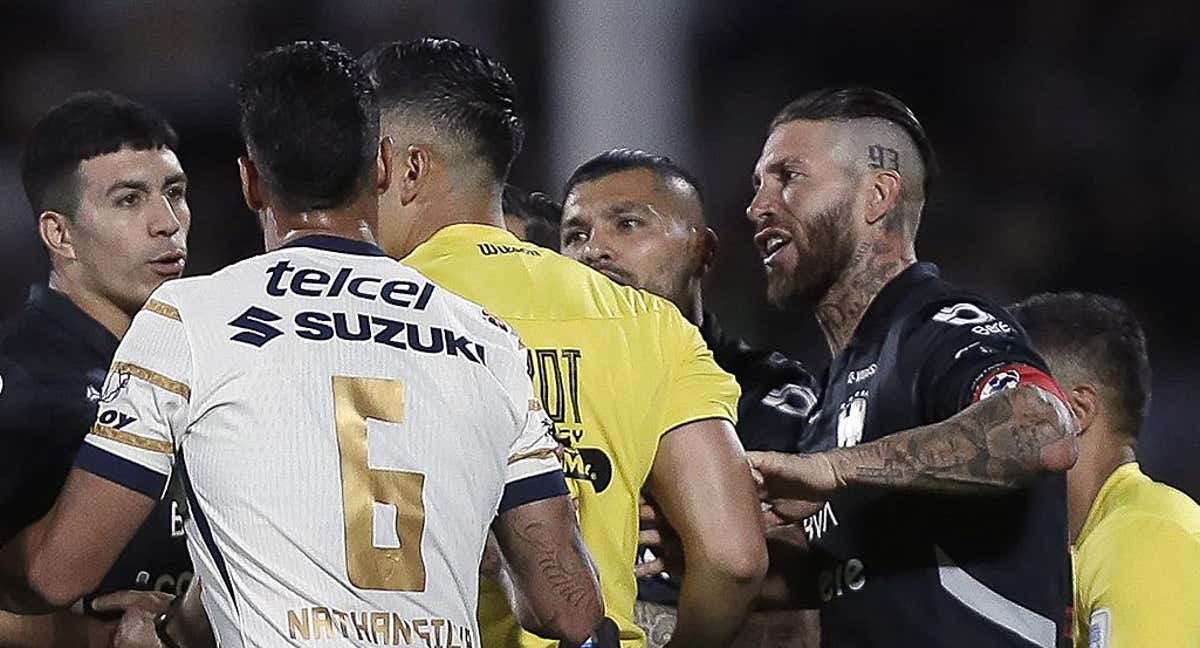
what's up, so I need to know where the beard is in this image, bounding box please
[766,198,857,311]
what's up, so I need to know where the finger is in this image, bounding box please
[635,557,667,579]
[769,499,826,522]
[92,589,174,614]
[639,501,661,528]
[639,528,662,548]
[110,607,160,648]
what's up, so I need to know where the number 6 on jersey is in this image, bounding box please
[333,375,426,591]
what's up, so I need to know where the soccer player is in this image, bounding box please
[502,184,561,250]
[1,41,602,648]
[559,148,822,648]
[1010,292,1200,647]
[0,91,192,646]
[362,38,767,648]
[745,87,1077,647]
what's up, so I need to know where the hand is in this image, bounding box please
[92,590,174,648]
[634,494,684,580]
[747,451,841,502]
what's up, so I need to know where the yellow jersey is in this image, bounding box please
[1072,462,1200,647]
[403,223,740,647]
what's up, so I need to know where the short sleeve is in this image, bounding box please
[487,325,567,514]
[1084,519,1200,647]
[911,299,1064,423]
[73,291,192,499]
[657,311,741,436]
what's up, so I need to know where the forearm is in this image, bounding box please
[668,558,760,648]
[827,385,1076,493]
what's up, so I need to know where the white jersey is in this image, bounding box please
[73,236,564,648]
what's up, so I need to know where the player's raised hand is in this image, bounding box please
[747,451,840,501]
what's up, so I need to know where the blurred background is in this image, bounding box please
[0,0,1196,495]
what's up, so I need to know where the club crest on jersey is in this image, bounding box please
[979,369,1021,400]
[837,390,869,448]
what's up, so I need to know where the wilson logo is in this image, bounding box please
[478,243,541,257]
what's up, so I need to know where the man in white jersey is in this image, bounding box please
[0,41,603,648]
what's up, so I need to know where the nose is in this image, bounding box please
[151,194,183,238]
[746,187,776,225]
[581,236,613,266]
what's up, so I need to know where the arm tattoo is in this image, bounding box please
[868,144,900,171]
[829,385,1076,492]
[514,518,592,608]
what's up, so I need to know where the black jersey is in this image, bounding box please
[0,285,192,613]
[637,311,821,605]
[700,312,820,452]
[803,263,1071,647]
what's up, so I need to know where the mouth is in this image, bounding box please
[589,263,633,287]
[753,227,792,266]
[149,250,187,277]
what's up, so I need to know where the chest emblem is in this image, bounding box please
[837,389,869,448]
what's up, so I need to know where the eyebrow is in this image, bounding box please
[105,172,188,197]
[105,180,151,197]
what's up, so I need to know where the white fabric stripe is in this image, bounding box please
[935,546,1057,648]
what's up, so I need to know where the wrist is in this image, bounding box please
[155,609,183,648]
[819,451,849,494]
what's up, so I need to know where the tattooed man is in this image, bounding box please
[746,87,1077,648]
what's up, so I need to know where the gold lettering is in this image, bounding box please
[287,609,310,640]
[312,607,335,639]
[430,618,445,648]
[332,609,350,638]
[414,618,431,647]
[371,612,391,644]
[352,611,373,642]
[393,614,412,645]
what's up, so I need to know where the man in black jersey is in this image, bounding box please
[503,183,562,251]
[561,148,821,647]
[0,92,193,646]
[746,87,1077,647]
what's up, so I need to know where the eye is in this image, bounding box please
[780,168,802,183]
[617,217,640,230]
[563,230,588,246]
[116,192,142,208]
[166,184,187,201]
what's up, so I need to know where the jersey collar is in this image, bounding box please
[848,261,941,350]
[27,283,119,360]
[1077,461,1141,545]
[426,222,519,246]
[282,234,388,257]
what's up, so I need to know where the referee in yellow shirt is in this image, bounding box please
[1012,292,1200,647]
[360,38,767,648]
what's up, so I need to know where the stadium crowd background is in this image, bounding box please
[0,0,1196,499]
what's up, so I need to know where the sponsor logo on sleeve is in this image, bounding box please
[932,302,1013,336]
[978,369,1022,400]
[762,383,818,418]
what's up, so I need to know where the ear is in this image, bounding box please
[375,137,394,196]
[1067,383,1100,436]
[238,156,265,212]
[864,169,902,226]
[696,227,719,278]
[398,145,431,206]
[38,211,77,262]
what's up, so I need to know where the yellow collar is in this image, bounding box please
[1078,461,1141,544]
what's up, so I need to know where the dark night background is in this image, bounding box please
[1,1,1196,496]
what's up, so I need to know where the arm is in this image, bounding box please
[492,494,603,646]
[646,418,767,648]
[6,470,156,608]
[751,383,1077,501]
